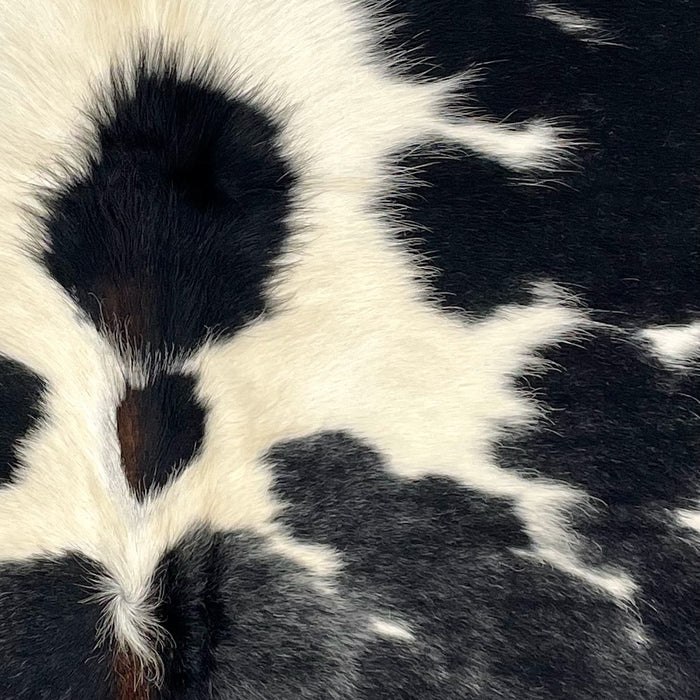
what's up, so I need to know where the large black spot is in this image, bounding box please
[42,54,294,357]
[117,373,205,499]
[0,356,45,486]
[268,432,675,698]
[377,1,699,323]
[0,554,114,699]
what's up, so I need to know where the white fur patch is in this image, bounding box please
[677,507,700,535]
[639,322,700,371]
[437,118,582,172]
[368,616,415,642]
[529,2,622,46]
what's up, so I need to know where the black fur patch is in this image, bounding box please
[117,373,205,499]
[495,328,700,689]
[152,528,360,699]
[0,555,113,699]
[500,331,700,505]
[42,55,294,357]
[379,0,699,324]
[268,432,673,698]
[0,357,45,486]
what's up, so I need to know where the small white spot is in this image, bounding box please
[369,616,415,642]
[626,621,650,648]
[677,507,700,534]
[262,527,343,584]
[530,2,621,46]
[639,322,700,370]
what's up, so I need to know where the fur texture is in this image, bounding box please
[0,0,697,697]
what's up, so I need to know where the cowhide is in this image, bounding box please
[0,1,697,698]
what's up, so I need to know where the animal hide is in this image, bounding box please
[0,1,697,698]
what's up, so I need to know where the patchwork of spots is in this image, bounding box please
[0,1,696,698]
[378,0,698,324]
[269,431,668,698]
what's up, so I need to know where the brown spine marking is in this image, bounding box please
[97,275,157,356]
[117,384,145,495]
[109,278,160,696]
[113,647,151,700]
[113,387,154,698]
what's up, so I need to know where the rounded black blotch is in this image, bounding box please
[42,55,295,356]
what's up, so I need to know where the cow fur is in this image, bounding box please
[0,1,697,698]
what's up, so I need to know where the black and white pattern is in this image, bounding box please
[0,1,697,698]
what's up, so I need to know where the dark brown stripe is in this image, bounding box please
[117,384,144,494]
[116,375,205,499]
[113,647,151,700]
